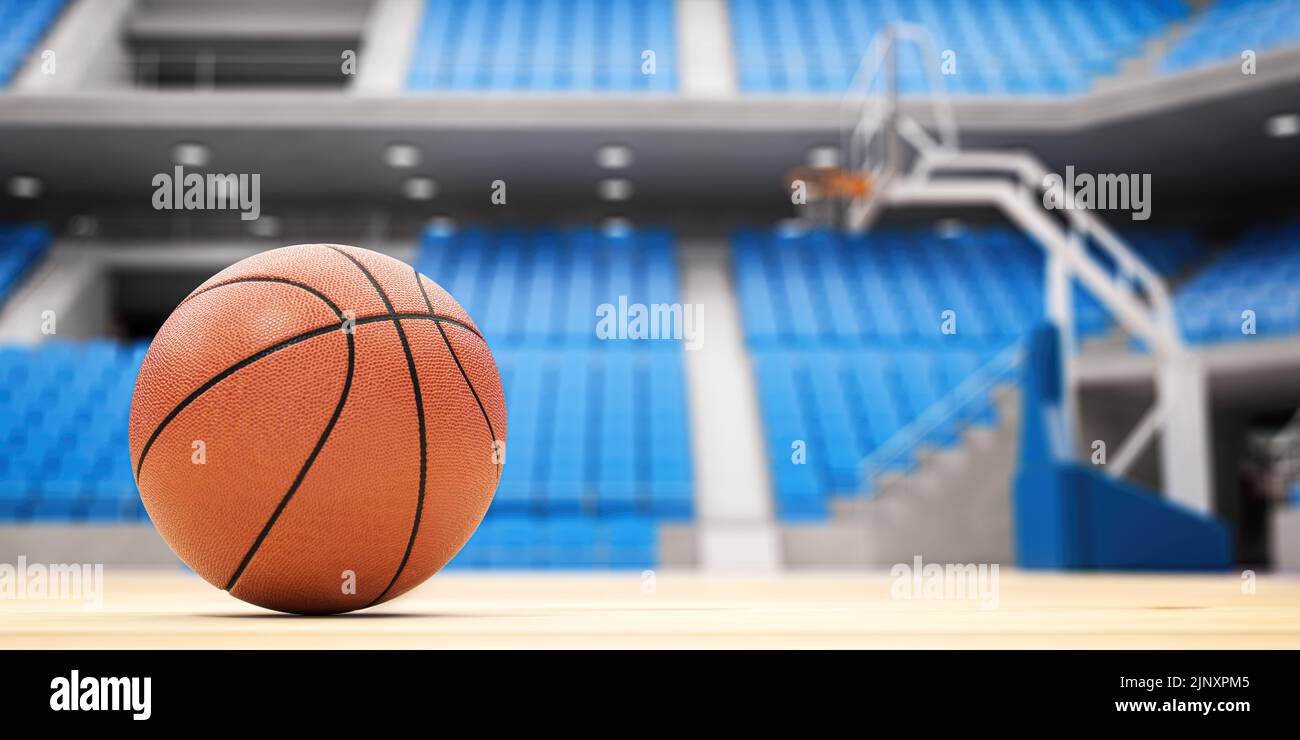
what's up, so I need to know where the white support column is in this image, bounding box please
[1044,236,1079,454]
[675,0,737,97]
[1158,357,1215,514]
[678,238,781,572]
[353,0,425,94]
[12,0,135,93]
[0,245,105,342]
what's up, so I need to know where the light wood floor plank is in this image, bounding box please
[3,570,1298,649]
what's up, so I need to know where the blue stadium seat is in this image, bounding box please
[1175,221,1300,343]
[407,0,677,93]
[603,516,656,568]
[447,513,658,570]
[0,331,147,524]
[729,0,1190,96]
[544,517,598,568]
[484,517,543,568]
[1160,0,1300,73]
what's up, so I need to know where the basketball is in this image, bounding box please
[127,244,506,614]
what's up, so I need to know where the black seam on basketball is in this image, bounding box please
[134,313,482,479]
[180,277,345,317]
[321,247,428,607]
[324,246,397,314]
[136,277,342,479]
[390,313,481,337]
[224,328,356,592]
[134,323,340,479]
[416,269,502,482]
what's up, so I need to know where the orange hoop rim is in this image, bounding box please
[784,166,874,200]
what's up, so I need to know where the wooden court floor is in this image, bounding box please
[3,569,1299,648]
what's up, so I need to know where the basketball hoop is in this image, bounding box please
[840,23,960,233]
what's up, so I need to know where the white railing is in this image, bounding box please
[858,341,1026,495]
[907,149,1182,354]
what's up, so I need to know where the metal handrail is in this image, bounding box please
[910,149,1179,335]
[859,341,1026,494]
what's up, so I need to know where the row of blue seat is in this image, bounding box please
[0,501,657,571]
[1176,221,1300,343]
[417,227,681,346]
[735,227,1203,349]
[448,515,656,569]
[729,0,1189,95]
[0,224,50,303]
[1160,0,1300,73]
[736,228,1043,346]
[407,0,676,92]
[0,225,67,514]
[494,347,693,519]
[0,341,144,515]
[403,0,1233,96]
[0,488,147,522]
[0,346,696,494]
[0,0,65,87]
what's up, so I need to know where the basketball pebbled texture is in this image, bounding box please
[128,244,506,614]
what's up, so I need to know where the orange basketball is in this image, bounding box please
[128,244,506,614]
